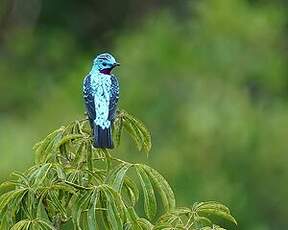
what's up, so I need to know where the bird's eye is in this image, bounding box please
[103,62,107,66]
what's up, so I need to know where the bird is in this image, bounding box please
[83,53,120,148]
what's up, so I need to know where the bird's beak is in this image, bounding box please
[114,62,120,67]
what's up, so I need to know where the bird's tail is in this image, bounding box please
[93,125,113,149]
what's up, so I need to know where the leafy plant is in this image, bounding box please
[0,109,237,229]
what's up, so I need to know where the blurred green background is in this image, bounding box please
[0,0,287,229]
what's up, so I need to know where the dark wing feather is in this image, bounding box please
[108,75,119,122]
[83,75,96,126]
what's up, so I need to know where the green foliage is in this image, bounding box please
[1,0,286,228]
[0,110,236,230]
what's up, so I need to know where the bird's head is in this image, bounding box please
[91,53,120,75]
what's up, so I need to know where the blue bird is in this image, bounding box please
[83,53,120,148]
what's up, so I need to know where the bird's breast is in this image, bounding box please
[90,74,112,95]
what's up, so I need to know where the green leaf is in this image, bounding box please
[87,188,99,230]
[51,182,77,194]
[169,207,191,216]
[0,181,17,191]
[87,143,93,183]
[201,225,227,230]
[128,116,151,154]
[10,219,31,230]
[11,171,30,187]
[142,165,176,212]
[34,127,64,164]
[119,110,151,154]
[53,164,66,181]
[120,110,152,154]
[48,191,67,218]
[99,191,111,230]
[195,201,230,214]
[71,121,82,134]
[138,218,154,229]
[0,212,12,230]
[37,219,57,230]
[0,188,28,213]
[195,201,237,226]
[194,216,213,228]
[153,223,173,230]
[123,177,139,206]
[33,163,52,187]
[73,142,85,165]
[84,169,105,184]
[72,190,92,230]
[36,194,49,220]
[106,163,132,192]
[113,115,124,147]
[126,207,143,230]
[56,134,84,148]
[100,185,124,230]
[156,207,191,226]
[123,120,143,151]
[135,165,157,220]
[197,209,237,226]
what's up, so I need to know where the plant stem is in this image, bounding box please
[64,180,91,190]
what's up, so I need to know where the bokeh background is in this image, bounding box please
[0,0,287,229]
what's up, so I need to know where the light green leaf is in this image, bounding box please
[152,224,173,230]
[0,181,17,191]
[195,201,237,226]
[0,188,28,213]
[127,116,151,154]
[87,143,93,182]
[106,163,132,192]
[36,194,49,220]
[197,208,237,226]
[126,207,143,230]
[113,115,123,147]
[87,188,99,230]
[51,182,76,194]
[73,142,85,165]
[33,163,52,187]
[34,127,64,164]
[194,216,213,228]
[142,165,175,212]
[138,218,154,229]
[72,190,92,230]
[53,164,66,181]
[10,219,31,230]
[56,134,84,148]
[123,177,139,206]
[123,120,143,151]
[37,219,57,230]
[195,201,231,214]
[120,110,152,154]
[48,191,67,218]
[100,185,124,230]
[135,166,157,220]
[11,171,30,187]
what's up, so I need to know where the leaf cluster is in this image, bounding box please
[0,110,237,229]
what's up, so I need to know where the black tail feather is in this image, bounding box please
[93,125,113,149]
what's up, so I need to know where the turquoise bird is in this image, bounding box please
[83,53,120,148]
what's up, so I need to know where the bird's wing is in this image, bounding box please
[108,75,119,121]
[83,75,96,123]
